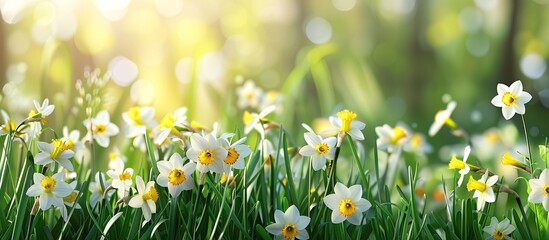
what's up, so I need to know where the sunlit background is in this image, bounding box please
[1,0,548,159]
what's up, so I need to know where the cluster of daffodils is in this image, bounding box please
[236,79,283,112]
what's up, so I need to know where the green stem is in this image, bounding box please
[521,115,533,179]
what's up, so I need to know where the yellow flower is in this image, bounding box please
[329,109,365,140]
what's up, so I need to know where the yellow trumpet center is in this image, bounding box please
[1,119,16,132]
[281,224,298,239]
[338,199,356,217]
[224,148,240,165]
[543,184,549,197]
[198,150,215,165]
[41,176,56,193]
[95,124,107,134]
[128,107,143,125]
[63,191,78,203]
[390,127,407,145]
[315,143,330,155]
[493,228,504,240]
[50,139,69,160]
[168,169,186,186]
[502,92,516,106]
[337,110,357,132]
[466,176,487,192]
[142,186,159,202]
[119,171,132,181]
[448,154,465,170]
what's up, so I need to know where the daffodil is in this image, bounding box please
[329,109,365,140]
[483,217,515,240]
[154,107,188,145]
[501,151,530,173]
[122,106,156,138]
[236,80,264,110]
[428,101,457,136]
[106,162,134,199]
[32,98,55,118]
[156,153,196,198]
[491,80,532,120]
[299,132,336,171]
[376,124,410,153]
[0,118,16,135]
[59,181,81,221]
[243,105,276,136]
[83,110,119,148]
[186,133,227,174]
[61,126,84,153]
[26,172,72,211]
[108,147,127,170]
[466,171,498,211]
[89,172,112,208]
[35,139,75,171]
[265,205,310,240]
[323,182,371,225]
[128,176,158,222]
[528,169,549,211]
[259,90,283,113]
[448,146,471,186]
[219,136,252,173]
[403,132,432,155]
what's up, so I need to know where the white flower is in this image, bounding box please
[89,172,112,208]
[154,107,188,145]
[26,172,72,211]
[59,181,81,221]
[299,132,336,171]
[428,101,457,136]
[122,107,156,138]
[34,139,75,171]
[33,98,55,117]
[236,80,263,110]
[0,111,15,135]
[448,146,471,187]
[106,162,134,199]
[528,169,549,211]
[483,217,515,240]
[186,133,227,174]
[156,153,196,198]
[491,80,532,120]
[128,176,158,222]
[259,90,283,113]
[466,171,498,211]
[329,109,365,140]
[265,205,310,240]
[83,110,119,148]
[323,182,371,225]
[219,136,252,173]
[375,124,410,153]
[61,126,84,153]
[403,133,432,155]
[244,105,276,136]
[108,147,127,170]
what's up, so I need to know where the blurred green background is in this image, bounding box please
[1,0,548,158]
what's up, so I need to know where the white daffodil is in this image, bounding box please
[156,153,196,198]
[466,171,498,211]
[108,147,127,170]
[491,80,532,120]
[428,101,457,136]
[483,217,515,240]
[0,112,15,136]
[299,132,336,171]
[219,136,252,173]
[128,176,158,222]
[186,133,227,174]
[329,109,365,141]
[61,126,84,153]
[448,146,471,187]
[122,107,157,138]
[83,110,119,148]
[265,205,310,240]
[323,182,371,225]
[89,172,113,208]
[26,172,72,211]
[34,139,75,171]
[236,80,264,110]
[154,107,188,145]
[403,133,432,155]
[376,124,410,153]
[106,161,134,199]
[259,90,283,113]
[243,105,276,136]
[59,181,81,221]
[528,169,549,211]
[33,98,55,118]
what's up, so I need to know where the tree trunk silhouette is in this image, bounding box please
[501,0,521,84]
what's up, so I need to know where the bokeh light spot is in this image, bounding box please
[109,56,139,87]
[520,53,546,80]
[305,17,332,44]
